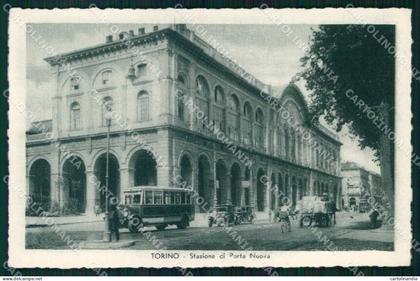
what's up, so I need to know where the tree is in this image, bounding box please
[297,25,395,217]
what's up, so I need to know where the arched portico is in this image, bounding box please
[29,158,51,210]
[62,156,87,214]
[198,154,212,211]
[216,159,228,205]
[230,163,241,207]
[94,153,120,211]
[179,154,193,187]
[128,149,157,187]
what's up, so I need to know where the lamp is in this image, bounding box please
[103,110,112,242]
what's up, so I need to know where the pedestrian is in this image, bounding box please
[279,203,291,232]
[109,204,120,242]
[329,200,337,225]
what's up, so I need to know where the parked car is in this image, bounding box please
[298,196,331,227]
[208,204,235,227]
[234,206,255,225]
[121,186,195,232]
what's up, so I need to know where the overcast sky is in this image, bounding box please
[26,23,380,173]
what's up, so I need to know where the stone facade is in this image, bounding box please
[26,24,342,216]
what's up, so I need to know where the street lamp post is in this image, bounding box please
[103,112,112,242]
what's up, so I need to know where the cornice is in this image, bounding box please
[45,29,170,66]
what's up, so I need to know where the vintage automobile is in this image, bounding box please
[234,206,255,225]
[298,195,332,227]
[208,204,235,227]
[121,186,195,233]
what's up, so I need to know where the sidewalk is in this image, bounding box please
[26,214,103,228]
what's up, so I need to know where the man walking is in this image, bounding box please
[109,204,120,242]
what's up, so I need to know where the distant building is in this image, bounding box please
[341,161,381,210]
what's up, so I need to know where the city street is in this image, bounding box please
[26,212,393,251]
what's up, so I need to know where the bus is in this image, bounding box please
[121,186,195,232]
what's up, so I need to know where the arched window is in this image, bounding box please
[101,70,112,86]
[196,75,210,98]
[177,74,186,85]
[254,108,264,148]
[177,90,185,121]
[243,102,253,145]
[277,127,282,156]
[213,86,225,132]
[102,96,113,126]
[137,91,149,121]
[243,102,252,119]
[214,86,225,105]
[255,108,264,124]
[227,94,240,141]
[195,76,210,132]
[70,102,81,130]
[177,74,188,123]
[285,129,290,159]
[229,94,240,112]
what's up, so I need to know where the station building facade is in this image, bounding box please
[26,24,342,216]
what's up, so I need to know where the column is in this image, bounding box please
[250,168,256,209]
[226,172,232,205]
[172,165,180,187]
[85,170,97,215]
[240,175,245,206]
[49,173,60,211]
[266,167,272,213]
[119,167,130,201]
[309,172,314,195]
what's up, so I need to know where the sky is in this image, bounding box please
[26,23,380,173]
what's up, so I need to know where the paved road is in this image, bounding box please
[26,212,393,250]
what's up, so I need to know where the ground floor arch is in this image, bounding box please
[291,176,297,205]
[180,154,193,187]
[29,159,51,210]
[62,156,86,214]
[198,155,212,211]
[129,149,157,186]
[243,167,251,206]
[230,163,241,207]
[94,153,120,211]
[216,160,228,205]
[298,178,304,201]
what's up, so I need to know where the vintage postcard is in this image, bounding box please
[7,8,412,268]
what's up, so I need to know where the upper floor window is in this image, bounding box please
[101,70,112,86]
[242,102,253,145]
[255,108,264,124]
[137,64,147,77]
[137,90,149,121]
[70,102,81,130]
[177,74,186,85]
[195,76,210,132]
[70,76,80,91]
[102,96,113,126]
[229,94,240,112]
[196,76,210,97]
[177,90,185,121]
[243,102,253,120]
[214,86,225,105]
[254,108,265,147]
